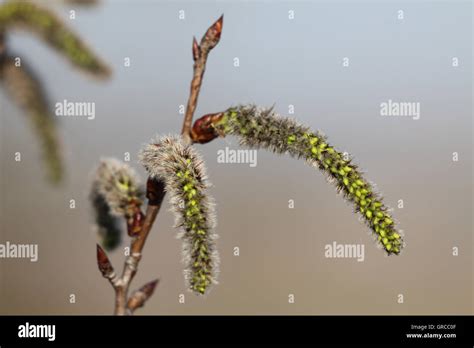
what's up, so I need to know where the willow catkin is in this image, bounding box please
[0,55,63,183]
[213,105,403,254]
[0,1,110,77]
[90,188,122,251]
[90,158,144,249]
[139,135,219,295]
[91,158,143,217]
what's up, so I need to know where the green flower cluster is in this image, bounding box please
[139,135,219,294]
[215,105,403,254]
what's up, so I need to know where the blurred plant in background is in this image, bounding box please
[0,0,110,183]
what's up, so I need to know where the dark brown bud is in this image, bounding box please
[191,112,224,144]
[127,207,145,236]
[146,177,166,206]
[96,244,114,277]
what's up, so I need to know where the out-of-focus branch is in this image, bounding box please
[0,31,5,58]
[0,1,110,78]
[1,1,112,184]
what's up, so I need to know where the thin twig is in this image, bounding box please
[181,15,223,143]
[97,15,223,315]
[117,179,165,315]
[96,179,165,315]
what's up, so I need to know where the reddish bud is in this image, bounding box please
[96,244,114,277]
[191,112,224,144]
[141,278,159,297]
[202,15,223,50]
[127,279,160,311]
[127,208,145,236]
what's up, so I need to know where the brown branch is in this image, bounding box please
[111,178,165,315]
[96,15,223,315]
[181,15,223,143]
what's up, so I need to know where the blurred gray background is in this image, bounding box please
[0,0,472,314]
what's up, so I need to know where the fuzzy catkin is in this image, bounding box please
[139,136,219,294]
[90,158,143,249]
[91,158,143,217]
[139,135,219,295]
[90,188,122,251]
[214,105,403,254]
[0,55,62,183]
[0,1,110,77]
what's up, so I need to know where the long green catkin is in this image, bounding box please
[0,55,62,183]
[214,105,403,255]
[139,135,219,295]
[0,1,110,77]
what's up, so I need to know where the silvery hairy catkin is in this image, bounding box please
[90,158,144,249]
[91,158,143,217]
[213,105,403,254]
[139,135,219,295]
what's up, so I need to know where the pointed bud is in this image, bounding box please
[202,14,223,50]
[192,36,200,61]
[191,112,224,144]
[127,279,159,312]
[141,279,159,297]
[96,244,114,277]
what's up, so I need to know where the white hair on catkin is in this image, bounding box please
[89,158,143,250]
[139,135,219,295]
[91,158,143,216]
